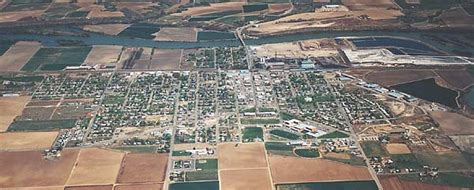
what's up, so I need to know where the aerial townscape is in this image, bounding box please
[0,0,474,190]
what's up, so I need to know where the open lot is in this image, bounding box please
[0,149,79,188]
[430,111,474,135]
[218,142,268,170]
[0,41,41,71]
[268,155,372,183]
[0,131,58,151]
[220,169,273,190]
[386,143,412,154]
[116,153,168,183]
[149,49,182,70]
[82,24,130,36]
[67,148,124,185]
[84,45,122,66]
[435,69,474,90]
[153,27,198,42]
[0,96,31,132]
[365,69,437,87]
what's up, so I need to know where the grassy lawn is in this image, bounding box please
[0,75,44,82]
[241,118,280,125]
[415,152,472,170]
[195,159,218,170]
[361,141,389,157]
[318,131,350,139]
[323,154,367,166]
[111,146,158,153]
[185,170,218,181]
[390,153,423,169]
[280,112,296,120]
[172,150,192,156]
[21,47,92,71]
[269,129,300,140]
[294,149,320,158]
[265,142,295,156]
[242,127,263,141]
[8,119,76,131]
[400,172,474,188]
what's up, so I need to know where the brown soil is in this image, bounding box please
[67,148,124,185]
[0,96,31,132]
[153,27,198,42]
[430,111,474,135]
[379,175,462,190]
[116,153,168,183]
[114,183,163,190]
[65,185,114,190]
[149,49,182,70]
[220,169,273,190]
[268,155,373,183]
[386,143,411,154]
[0,131,58,151]
[435,69,474,90]
[82,24,130,36]
[0,41,41,71]
[218,142,268,170]
[0,149,79,188]
[365,70,437,87]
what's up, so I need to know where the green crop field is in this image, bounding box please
[295,149,320,158]
[8,119,76,131]
[65,11,90,18]
[0,40,15,56]
[414,152,472,170]
[21,47,92,71]
[2,3,50,12]
[276,180,378,190]
[361,141,389,157]
[270,129,300,140]
[242,127,263,141]
[0,75,44,82]
[169,181,219,190]
[185,170,218,181]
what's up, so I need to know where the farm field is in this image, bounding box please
[153,27,198,42]
[276,180,378,190]
[0,149,79,188]
[380,175,463,190]
[83,45,122,66]
[0,10,44,23]
[115,183,163,190]
[118,23,161,39]
[149,49,182,70]
[218,142,268,170]
[435,69,474,90]
[21,47,92,71]
[8,119,77,131]
[220,169,273,190]
[82,24,131,35]
[67,148,124,185]
[361,141,389,157]
[0,96,31,132]
[0,131,58,151]
[169,181,219,190]
[386,143,412,154]
[0,41,41,71]
[430,111,474,135]
[116,153,168,183]
[173,2,245,17]
[414,152,472,170]
[268,155,373,183]
[65,185,113,190]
